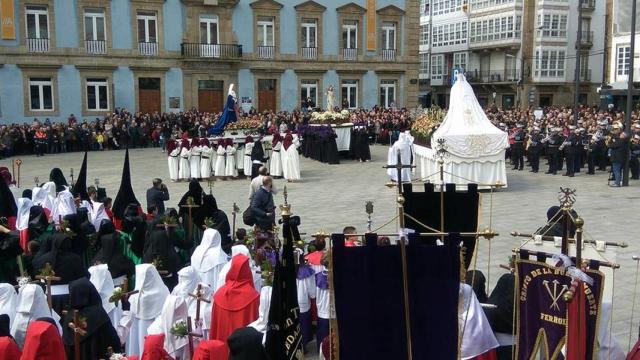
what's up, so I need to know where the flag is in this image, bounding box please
[71,152,89,201]
[112,148,140,220]
[265,216,303,360]
[566,280,587,360]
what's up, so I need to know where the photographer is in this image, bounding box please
[146,178,170,215]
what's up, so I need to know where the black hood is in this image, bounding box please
[112,148,140,219]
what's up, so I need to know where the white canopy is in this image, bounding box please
[432,74,508,159]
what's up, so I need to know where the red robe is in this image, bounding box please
[0,336,21,359]
[20,320,66,360]
[209,254,260,343]
[193,340,229,360]
[141,334,173,360]
[628,340,640,360]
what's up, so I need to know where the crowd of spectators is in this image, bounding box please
[0,106,413,158]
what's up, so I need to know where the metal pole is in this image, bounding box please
[623,0,637,186]
[573,1,584,126]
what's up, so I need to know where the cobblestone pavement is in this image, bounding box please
[6,144,640,352]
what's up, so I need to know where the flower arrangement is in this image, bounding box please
[226,119,262,131]
[410,106,445,146]
[109,286,124,306]
[204,217,216,228]
[38,262,56,278]
[260,259,274,286]
[170,320,189,338]
[309,110,351,125]
[160,214,178,226]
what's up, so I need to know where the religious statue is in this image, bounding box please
[326,85,335,112]
[211,83,239,135]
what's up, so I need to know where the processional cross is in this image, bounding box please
[382,149,416,360]
[189,284,211,329]
[67,310,87,360]
[35,263,61,311]
[186,316,203,356]
[180,197,200,243]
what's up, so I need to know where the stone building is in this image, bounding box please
[0,0,419,123]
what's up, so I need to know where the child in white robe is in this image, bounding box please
[225,139,238,178]
[88,264,123,336]
[214,141,226,178]
[189,138,202,180]
[147,295,190,359]
[178,139,191,181]
[282,133,301,181]
[167,139,181,182]
[191,229,229,292]
[200,139,213,179]
[269,133,283,177]
[10,284,62,347]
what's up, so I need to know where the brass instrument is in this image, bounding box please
[559,139,569,151]
[605,134,613,147]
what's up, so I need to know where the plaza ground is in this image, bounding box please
[6,144,640,351]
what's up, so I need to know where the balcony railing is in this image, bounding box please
[27,37,49,53]
[381,48,396,61]
[580,0,595,10]
[181,43,243,59]
[466,69,520,83]
[138,41,158,56]
[85,40,107,54]
[301,47,317,60]
[257,45,275,59]
[579,31,594,45]
[343,47,357,61]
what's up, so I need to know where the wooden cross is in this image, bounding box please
[117,279,139,304]
[186,316,203,356]
[68,309,87,360]
[180,203,200,244]
[35,268,61,311]
[188,284,211,329]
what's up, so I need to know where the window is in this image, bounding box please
[137,11,157,43]
[534,49,566,78]
[301,19,317,48]
[200,15,219,45]
[537,14,567,38]
[86,78,109,111]
[84,9,105,41]
[380,80,396,108]
[25,6,48,39]
[300,80,318,107]
[381,22,396,50]
[617,46,631,77]
[420,53,430,75]
[431,54,444,79]
[432,22,467,47]
[453,52,467,70]
[420,25,429,46]
[432,0,465,15]
[420,0,430,15]
[257,17,274,46]
[470,15,520,44]
[29,77,53,111]
[341,80,358,109]
[342,20,357,49]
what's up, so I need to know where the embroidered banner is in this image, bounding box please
[366,0,376,51]
[1,0,16,40]
[515,259,604,360]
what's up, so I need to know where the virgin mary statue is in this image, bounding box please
[211,84,238,135]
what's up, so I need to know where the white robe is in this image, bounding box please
[123,264,170,357]
[51,189,76,224]
[11,284,62,348]
[248,286,272,344]
[225,145,238,177]
[235,144,244,171]
[596,301,626,360]
[191,229,229,292]
[179,147,191,180]
[16,198,32,231]
[89,265,123,335]
[190,145,202,179]
[200,146,213,179]
[297,273,316,313]
[387,133,413,183]
[0,283,17,328]
[88,201,110,232]
[168,146,181,181]
[270,142,283,176]
[243,142,255,177]
[214,146,226,176]
[282,140,301,181]
[459,283,499,360]
[147,295,190,359]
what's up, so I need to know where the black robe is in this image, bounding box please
[142,225,182,290]
[62,278,121,360]
[194,194,232,253]
[177,179,204,221]
[32,233,88,315]
[93,220,135,279]
[122,204,147,258]
[49,168,69,193]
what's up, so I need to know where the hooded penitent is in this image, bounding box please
[20,320,66,360]
[71,152,89,201]
[49,168,68,193]
[93,219,135,280]
[0,173,17,229]
[112,148,140,222]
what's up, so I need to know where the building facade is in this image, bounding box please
[0,0,419,124]
[418,0,606,108]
